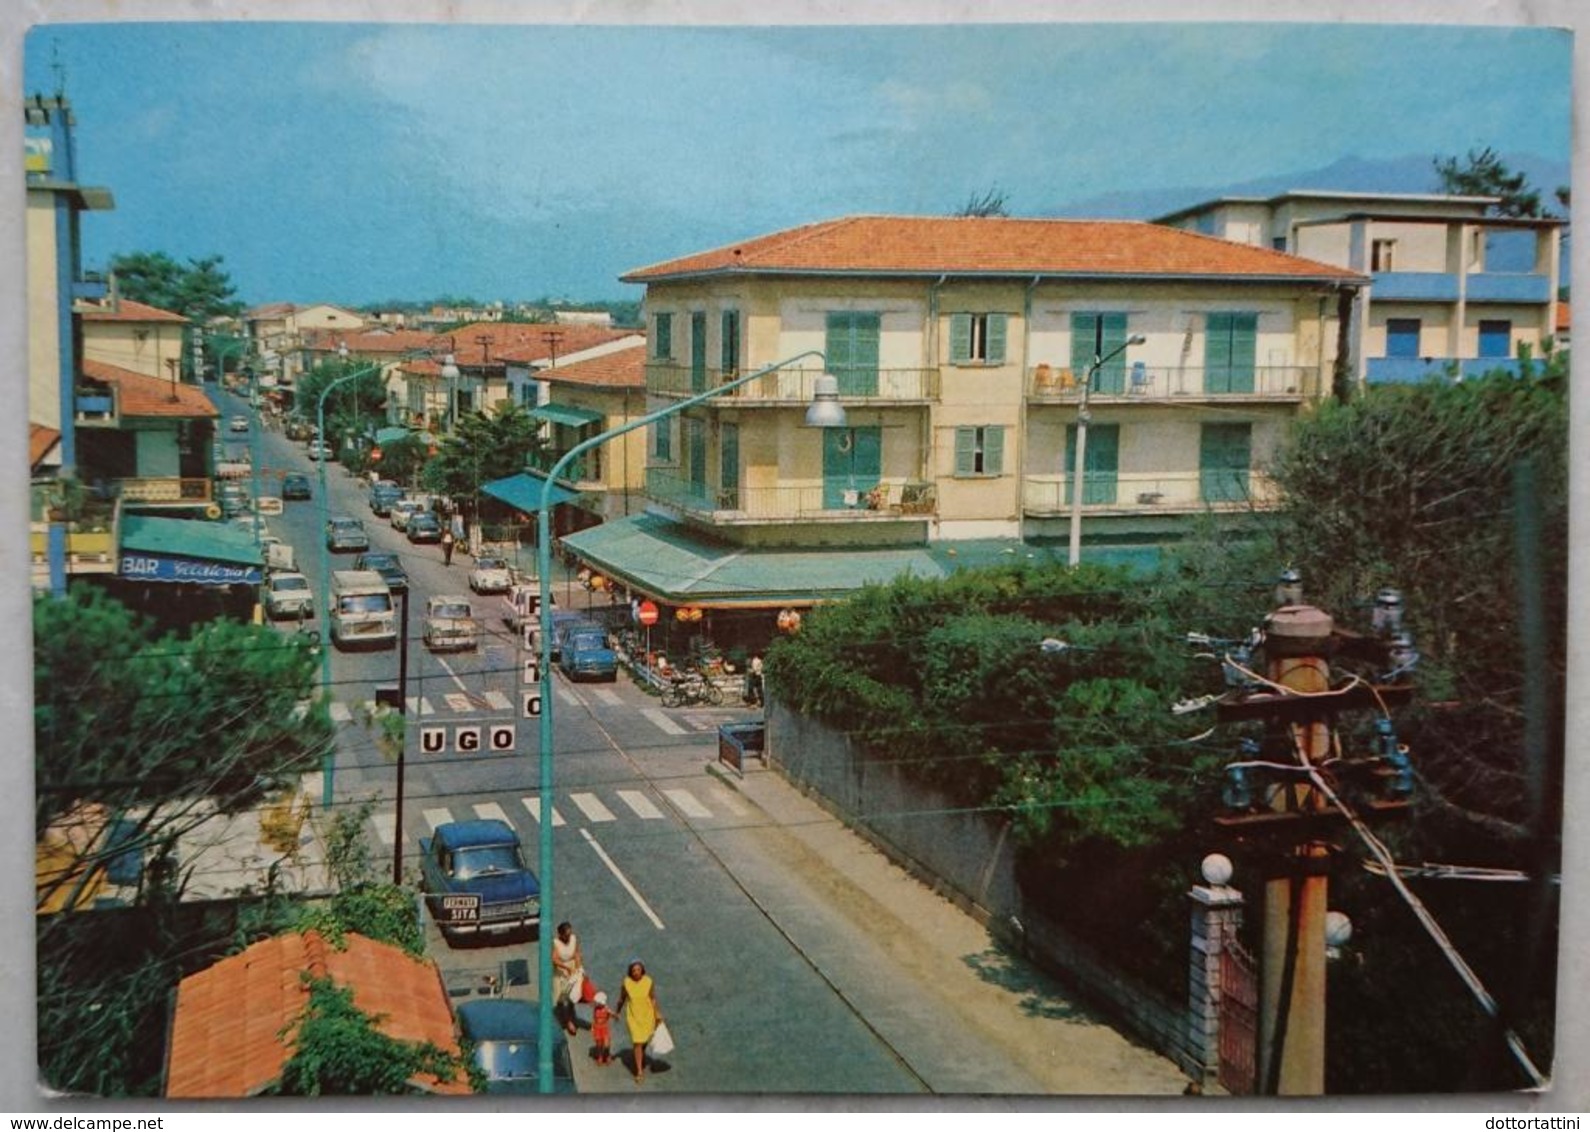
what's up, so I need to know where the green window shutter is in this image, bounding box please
[1070,313,1126,391]
[652,419,672,462]
[720,311,739,374]
[983,426,1005,475]
[954,426,975,475]
[1205,313,1233,392]
[1230,313,1257,393]
[1200,423,1252,502]
[949,314,972,363]
[1064,424,1120,504]
[826,312,880,396]
[987,314,1008,364]
[1070,313,1098,375]
[654,313,672,359]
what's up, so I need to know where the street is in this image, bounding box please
[231,390,1187,1096]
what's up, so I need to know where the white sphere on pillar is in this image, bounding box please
[1201,853,1234,887]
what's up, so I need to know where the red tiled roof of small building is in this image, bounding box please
[1556,304,1570,334]
[30,423,61,469]
[622,214,1365,284]
[405,324,635,374]
[77,297,187,323]
[540,342,648,389]
[81,359,219,418]
[165,930,469,1098]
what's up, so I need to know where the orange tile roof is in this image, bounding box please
[301,328,453,357]
[622,214,1366,284]
[1556,304,1570,334]
[82,358,219,419]
[166,930,470,1098]
[540,343,648,390]
[30,423,61,469]
[77,297,187,323]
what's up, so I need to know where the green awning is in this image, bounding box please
[531,403,604,428]
[482,471,583,512]
[118,514,264,584]
[374,427,411,446]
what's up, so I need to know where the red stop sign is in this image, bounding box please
[637,601,659,626]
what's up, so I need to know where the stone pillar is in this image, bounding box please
[1188,860,1245,1085]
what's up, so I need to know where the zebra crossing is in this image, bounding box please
[327,691,728,735]
[372,782,748,846]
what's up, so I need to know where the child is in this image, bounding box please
[590,991,613,1066]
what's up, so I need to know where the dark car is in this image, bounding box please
[556,620,617,682]
[407,512,443,544]
[281,472,312,501]
[369,482,404,517]
[325,516,369,553]
[454,999,575,1094]
[353,551,408,594]
[419,820,540,944]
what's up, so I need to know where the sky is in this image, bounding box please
[16,13,1577,309]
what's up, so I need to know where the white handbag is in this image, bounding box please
[650,1020,675,1056]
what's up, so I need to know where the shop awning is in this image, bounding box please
[481,470,583,513]
[374,426,411,446]
[530,403,604,428]
[118,514,264,585]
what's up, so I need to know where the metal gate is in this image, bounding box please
[1218,937,1259,1095]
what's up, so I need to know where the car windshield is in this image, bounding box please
[569,632,605,651]
[338,594,391,614]
[363,555,397,569]
[412,515,438,527]
[454,844,524,878]
[432,602,472,619]
[274,577,309,592]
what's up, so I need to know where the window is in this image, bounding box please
[455,389,474,415]
[825,312,881,396]
[953,426,1005,476]
[949,313,1008,365]
[1372,239,1397,272]
[1070,312,1131,394]
[651,419,673,463]
[1385,318,1421,359]
[690,311,708,392]
[1204,312,1258,394]
[1271,236,1288,252]
[721,310,740,375]
[1478,319,1512,359]
[653,312,673,359]
[1064,424,1119,505]
[1200,423,1252,503]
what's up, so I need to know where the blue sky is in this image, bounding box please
[21,19,1574,307]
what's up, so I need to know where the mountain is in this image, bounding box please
[1054,152,1572,220]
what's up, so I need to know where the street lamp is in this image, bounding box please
[1067,333,1146,567]
[530,349,846,1090]
[439,353,460,433]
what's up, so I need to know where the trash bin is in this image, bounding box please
[717,721,766,775]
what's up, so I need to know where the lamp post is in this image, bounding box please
[439,353,460,434]
[1067,333,1146,567]
[530,350,846,1090]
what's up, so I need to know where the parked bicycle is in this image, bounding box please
[660,667,724,708]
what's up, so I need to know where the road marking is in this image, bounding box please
[555,686,581,706]
[423,807,454,832]
[590,687,623,706]
[444,692,473,713]
[483,689,512,711]
[435,653,471,693]
[473,801,512,825]
[373,811,396,846]
[329,702,353,723]
[581,828,665,931]
[568,793,616,823]
[642,709,686,735]
[709,786,747,816]
[406,697,437,716]
[617,790,664,820]
[521,796,566,827]
[662,789,712,819]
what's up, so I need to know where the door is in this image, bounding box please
[686,418,708,505]
[720,422,740,509]
[822,426,882,509]
[1200,423,1252,503]
[1064,424,1120,505]
[826,312,880,397]
[690,311,708,392]
[1385,318,1421,359]
[1205,313,1258,394]
[1070,313,1129,394]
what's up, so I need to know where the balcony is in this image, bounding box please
[116,478,214,506]
[1027,365,1313,403]
[1369,271,1552,305]
[74,387,118,426]
[72,274,110,302]
[1371,272,1461,302]
[647,363,939,404]
[1366,356,1525,384]
[1022,471,1282,516]
[1466,273,1552,304]
[529,450,602,486]
[647,469,936,524]
[30,494,121,577]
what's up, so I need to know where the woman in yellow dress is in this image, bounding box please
[614,959,663,1084]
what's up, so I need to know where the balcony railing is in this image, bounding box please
[117,477,214,504]
[647,363,939,403]
[1028,365,1314,402]
[529,450,602,484]
[74,387,118,425]
[1022,471,1283,515]
[647,469,936,523]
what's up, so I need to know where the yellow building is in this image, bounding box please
[559,215,1365,635]
[79,296,189,380]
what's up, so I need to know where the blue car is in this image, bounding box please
[454,999,575,1094]
[419,820,540,944]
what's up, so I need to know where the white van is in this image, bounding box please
[329,570,396,649]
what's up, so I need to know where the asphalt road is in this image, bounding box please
[227,390,1187,1098]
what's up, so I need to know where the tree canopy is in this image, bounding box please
[421,401,544,511]
[108,251,243,323]
[1432,148,1556,218]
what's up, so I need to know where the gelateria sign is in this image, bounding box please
[120,554,262,586]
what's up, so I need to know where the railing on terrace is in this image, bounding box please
[1022,471,1283,515]
[647,468,936,522]
[1027,365,1314,401]
[74,386,118,425]
[29,496,121,574]
[117,477,213,504]
[648,363,939,403]
[530,450,602,484]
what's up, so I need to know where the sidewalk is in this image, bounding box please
[701,758,1190,1095]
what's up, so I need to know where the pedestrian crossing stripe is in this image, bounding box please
[329,702,353,723]
[483,690,512,711]
[617,790,664,820]
[423,808,453,833]
[708,786,747,817]
[473,801,512,825]
[555,686,580,706]
[590,687,623,706]
[642,708,685,735]
[445,692,473,713]
[521,796,566,827]
[374,811,396,846]
[568,793,616,823]
[662,788,712,819]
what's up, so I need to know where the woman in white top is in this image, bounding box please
[551,921,584,1035]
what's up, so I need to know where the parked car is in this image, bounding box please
[328,569,396,649]
[556,619,618,682]
[389,499,424,531]
[284,418,313,441]
[281,472,312,500]
[228,415,249,433]
[454,999,575,1095]
[419,820,540,944]
[217,482,248,517]
[262,572,314,620]
[325,516,369,553]
[353,551,408,594]
[423,595,478,651]
[307,440,333,461]
[369,482,404,516]
[468,556,514,595]
[407,512,443,544]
